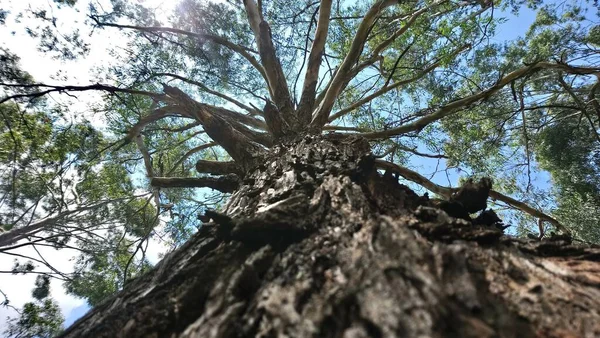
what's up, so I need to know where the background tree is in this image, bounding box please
[4,275,64,337]
[0,0,599,336]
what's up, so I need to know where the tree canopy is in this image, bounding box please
[0,0,599,335]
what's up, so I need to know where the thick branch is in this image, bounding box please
[208,105,267,130]
[162,84,265,165]
[359,62,600,139]
[150,175,240,193]
[244,0,295,123]
[310,0,397,129]
[297,0,333,125]
[152,72,262,116]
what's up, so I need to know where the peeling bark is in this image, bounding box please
[62,137,600,338]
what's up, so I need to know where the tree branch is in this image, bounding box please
[151,72,262,116]
[0,82,164,105]
[297,0,333,125]
[359,62,600,139]
[90,19,269,84]
[487,190,570,235]
[328,45,469,122]
[374,160,570,235]
[150,175,240,193]
[244,0,295,123]
[161,84,265,166]
[310,0,398,129]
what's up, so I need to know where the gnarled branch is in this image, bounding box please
[374,160,570,234]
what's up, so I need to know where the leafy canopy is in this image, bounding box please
[0,0,599,333]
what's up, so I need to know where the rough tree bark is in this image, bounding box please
[61,136,600,338]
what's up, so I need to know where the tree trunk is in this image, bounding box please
[60,137,600,338]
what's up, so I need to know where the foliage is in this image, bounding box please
[4,275,64,338]
[0,0,599,330]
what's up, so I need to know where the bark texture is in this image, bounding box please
[61,137,600,338]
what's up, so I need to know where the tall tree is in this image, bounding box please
[1,0,600,336]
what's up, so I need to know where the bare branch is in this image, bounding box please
[374,159,453,197]
[0,82,163,105]
[298,0,333,124]
[151,175,240,193]
[374,160,570,234]
[167,143,217,176]
[244,0,295,122]
[487,191,570,235]
[310,0,398,129]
